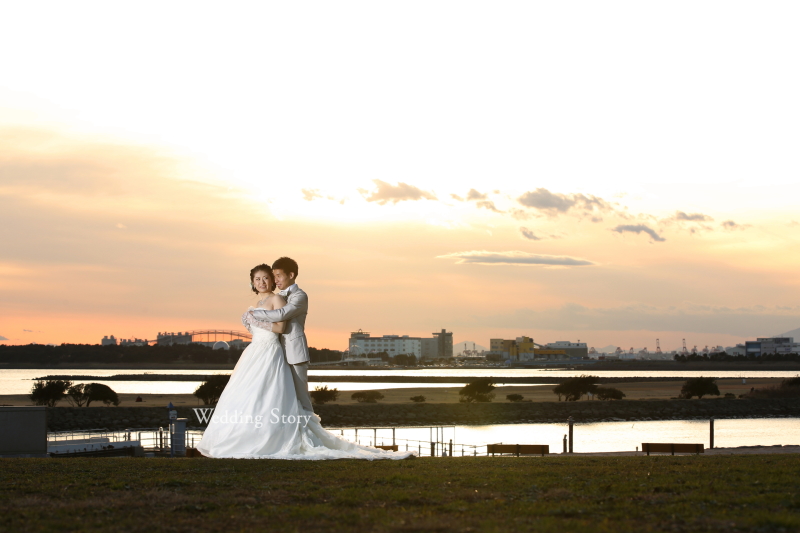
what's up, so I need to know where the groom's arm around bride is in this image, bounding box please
[249,257,314,413]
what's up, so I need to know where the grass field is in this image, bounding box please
[2,455,799,532]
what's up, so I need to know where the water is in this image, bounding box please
[335,418,800,453]
[3,367,798,396]
[0,368,473,395]
[66,418,798,454]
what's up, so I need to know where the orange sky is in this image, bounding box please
[1,3,800,352]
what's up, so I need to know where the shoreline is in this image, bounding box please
[29,398,800,432]
[3,361,800,371]
[1,379,781,407]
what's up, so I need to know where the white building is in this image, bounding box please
[101,335,117,346]
[348,329,453,360]
[119,338,147,346]
[543,341,588,358]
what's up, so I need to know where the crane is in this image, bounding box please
[682,339,688,355]
[656,339,662,354]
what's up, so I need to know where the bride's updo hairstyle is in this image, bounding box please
[250,263,276,294]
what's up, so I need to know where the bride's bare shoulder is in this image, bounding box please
[266,293,287,310]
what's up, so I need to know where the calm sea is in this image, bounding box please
[3,367,798,396]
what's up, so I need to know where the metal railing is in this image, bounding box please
[46,425,497,457]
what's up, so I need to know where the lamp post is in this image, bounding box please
[568,416,574,454]
[168,402,177,457]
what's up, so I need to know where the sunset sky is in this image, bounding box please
[2,2,799,352]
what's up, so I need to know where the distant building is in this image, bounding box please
[745,337,798,356]
[544,341,589,359]
[488,336,588,362]
[432,329,454,359]
[119,338,147,346]
[348,328,454,360]
[157,331,193,346]
[101,335,117,346]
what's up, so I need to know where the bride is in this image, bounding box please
[195,264,415,460]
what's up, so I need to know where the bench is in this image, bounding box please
[375,445,399,451]
[642,443,704,456]
[487,444,549,457]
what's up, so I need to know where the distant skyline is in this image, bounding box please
[2,2,799,351]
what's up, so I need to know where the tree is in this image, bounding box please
[680,377,720,399]
[410,395,426,403]
[393,354,418,367]
[552,375,600,401]
[459,377,496,403]
[66,383,91,407]
[351,391,385,403]
[30,379,72,407]
[594,386,626,400]
[193,375,230,405]
[84,383,120,406]
[310,386,339,405]
[506,394,524,402]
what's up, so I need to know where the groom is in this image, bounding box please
[249,257,314,414]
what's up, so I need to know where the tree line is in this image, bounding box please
[674,352,800,363]
[0,343,341,365]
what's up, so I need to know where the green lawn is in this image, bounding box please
[1,455,799,532]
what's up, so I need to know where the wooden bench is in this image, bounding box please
[375,445,399,451]
[642,443,704,456]
[487,444,549,457]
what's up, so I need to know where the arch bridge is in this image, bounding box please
[155,330,252,345]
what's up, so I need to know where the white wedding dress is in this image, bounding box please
[196,324,415,460]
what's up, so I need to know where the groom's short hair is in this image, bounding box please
[272,257,298,278]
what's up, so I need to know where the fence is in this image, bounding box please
[46,425,499,457]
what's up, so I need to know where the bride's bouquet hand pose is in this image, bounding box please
[196,262,415,460]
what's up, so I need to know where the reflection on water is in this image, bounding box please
[0,375,472,395]
[3,367,799,396]
[337,418,800,453]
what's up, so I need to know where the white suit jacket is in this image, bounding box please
[251,285,309,365]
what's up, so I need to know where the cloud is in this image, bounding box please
[0,335,7,341]
[517,188,610,216]
[721,220,750,231]
[788,221,800,228]
[362,180,437,205]
[519,227,541,241]
[466,189,487,201]
[23,329,33,332]
[437,250,595,266]
[302,188,323,201]
[466,303,800,337]
[115,223,127,229]
[452,189,502,212]
[475,200,502,213]
[611,224,666,242]
[674,211,713,222]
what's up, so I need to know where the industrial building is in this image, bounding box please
[348,329,453,360]
[487,336,588,362]
[744,337,799,356]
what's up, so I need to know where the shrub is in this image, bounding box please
[553,375,600,401]
[66,383,91,407]
[310,386,339,405]
[680,377,720,399]
[351,391,385,403]
[506,394,524,402]
[194,375,230,405]
[84,383,120,406]
[30,379,72,407]
[459,377,496,403]
[410,395,426,403]
[724,393,736,399]
[594,386,626,401]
